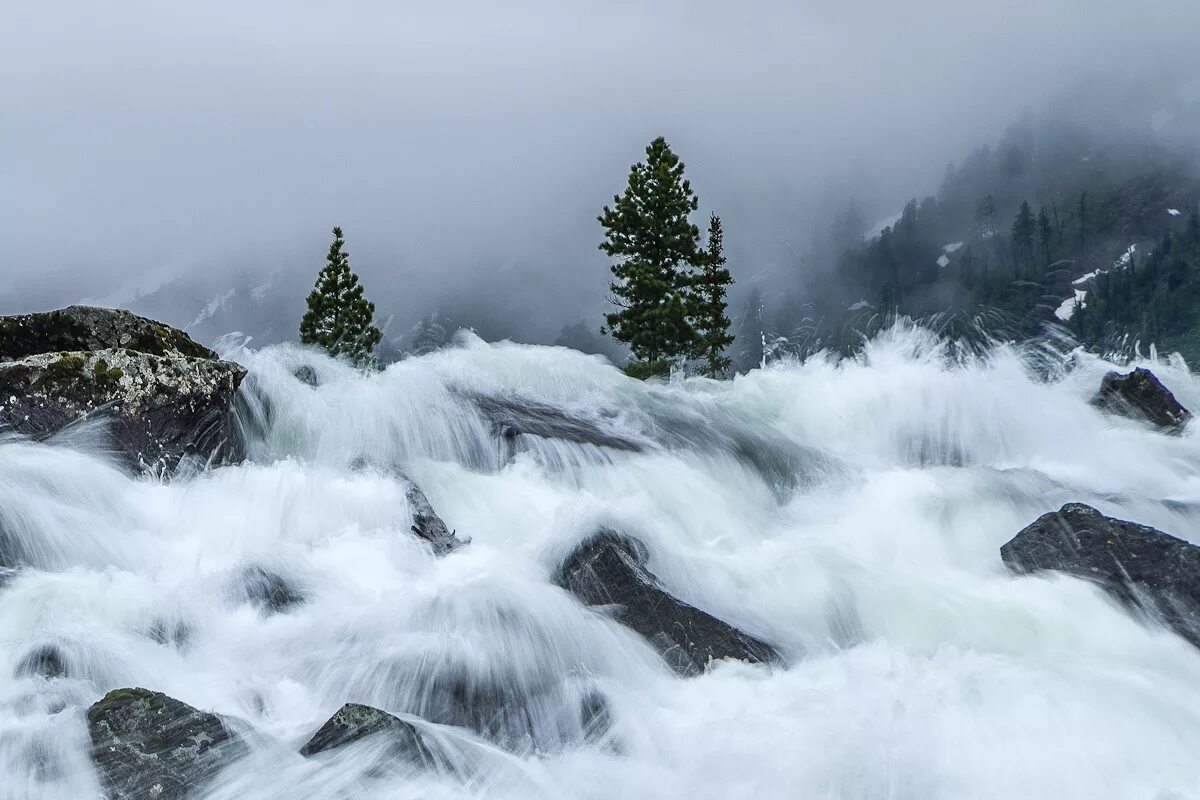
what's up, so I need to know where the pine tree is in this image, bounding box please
[691,213,735,377]
[975,195,995,239]
[1036,206,1053,268]
[299,227,383,366]
[599,136,701,378]
[1011,201,1036,276]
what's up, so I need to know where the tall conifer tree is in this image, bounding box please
[1011,201,1036,276]
[692,213,735,377]
[1036,206,1053,268]
[299,227,383,366]
[599,137,701,378]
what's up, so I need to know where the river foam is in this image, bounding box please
[3,324,1200,799]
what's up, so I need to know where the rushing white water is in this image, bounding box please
[5,323,1200,799]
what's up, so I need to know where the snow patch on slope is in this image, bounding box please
[1055,289,1088,321]
[187,289,236,331]
[865,213,901,239]
[1071,244,1138,288]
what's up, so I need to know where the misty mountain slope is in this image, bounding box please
[769,118,1200,368]
[76,267,304,352]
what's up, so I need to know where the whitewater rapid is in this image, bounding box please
[5,324,1200,799]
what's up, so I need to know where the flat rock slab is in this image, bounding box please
[555,530,781,676]
[1001,503,1200,646]
[87,688,245,800]
[1092,367,1191,432]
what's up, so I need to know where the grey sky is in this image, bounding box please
[4,0,1199,340]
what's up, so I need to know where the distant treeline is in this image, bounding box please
[741,116,1200,368]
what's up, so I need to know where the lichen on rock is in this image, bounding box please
[0,307,247,474]
[0,306,216,361]
[87,688,246,800]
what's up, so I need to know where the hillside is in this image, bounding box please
[752,117,1200,367]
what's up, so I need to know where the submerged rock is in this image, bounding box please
[554,530,781,676]
[87,688,245,800]
[0,306,246,473]
[292,365,319,387]
[1092,367,1191,432]
[1001,503,1200,647]
[300,703,444,770]
[146,618,193,650]
[235,565,306,614]
[578,690,612,744]
[376,655,606,753]
[463,391,644,453]
[464,388,835,499]
[13,643,68,680]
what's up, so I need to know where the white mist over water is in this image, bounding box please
[4,323,1200,799]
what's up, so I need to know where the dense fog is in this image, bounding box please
[4,0,1199,351]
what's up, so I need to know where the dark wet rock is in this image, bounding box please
[402,477,469,555]
[236,566,305,614]
[292,365,319,387]
[350,459,469,554]
[0,566,17,589]
[1092,367,1191,432]
[1001,503,1200,647]
[300,703,443,770]
[554,531,781,676]
[0,306,246,474]
[14,644,68,680]
[463,391,644,453]
[87,687,245,800]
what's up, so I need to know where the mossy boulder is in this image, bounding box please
[87,688,246,800]
[0,307,246,473]
[0,306,215,360]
